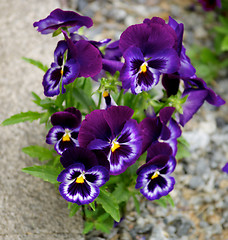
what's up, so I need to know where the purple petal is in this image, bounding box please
[60,147,99,169]
[102,58,124,75]
[146,143,173,162]
[222,162,228,174]
[56,138,78,155]
[159,107,175,125]
[78,109,112,148]
[46,126,65,145]
[33,8,93,34]
[54,40,68,66]
[85,166,109,186]
[109,119,142,175]
[42,64,62,97]
[51,108,82,129]
[178,89,208,126]
[57,163,84,182]
[198,0,221,11]
[104,106,134,137]
[162,74,180,97]
[148,48,180,74]
[160,156,176,175]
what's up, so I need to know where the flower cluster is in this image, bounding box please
[33,8,226,209]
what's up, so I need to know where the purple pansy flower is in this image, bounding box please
[119,17,180,94]
[177,77,225,126]
[222,162,228,174]
[33,8,93,34]
[198,0,221,11]
[46,107,82,155]
[140,107,181,156]
[78,106,142,175]
[43,32,102,96]
[162,17,196,97]
[57,147,109,205]
[136,144,176,201]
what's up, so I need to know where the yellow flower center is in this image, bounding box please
[60,69,64,76]
[111,141,120,152]
[75,175,85,184]
[103,91,109,98]
[62,129,71,142]
[140,62,148,73]
[151,170,160,180]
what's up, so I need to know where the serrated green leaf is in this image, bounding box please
[69,204,81,217]
[22,57,48,72]
[221,35,228,51]
[112,182,130,203]
[22,145,53,161]
[154,194,175,208]
[22,165,61,184]
[83,221,94,234]
[1,111,43,126]
[96,189,120,222]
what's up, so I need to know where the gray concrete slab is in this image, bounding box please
[0,1,84,239]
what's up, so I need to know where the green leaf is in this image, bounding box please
[83,221,94,234]
[22,165,61,184]
[69,204,81,217]
[22,145,53,161]
[154,194,175,208]
[94,216,113,233]
[132,194,140,214]
[96,189,120,222]
[112,182,130,203]
[176,136,191,160]
[72,87,96,112]
[1,111,43,126]
[22,57,48,72]
[89,202,96,211]
[221,35,228,51]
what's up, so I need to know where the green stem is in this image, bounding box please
[116,89,124,105]
[97,92,102,109]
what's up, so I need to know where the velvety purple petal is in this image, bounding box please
[146,143,173,162]
[61,59,80,90]
[46,126,65,145]
[138,154,169,174]
[51,109,82,129]
[140,175,175,200]
[205,87,226,106]
[160,156,176,175]
[54,40,68,66]
[78,109,112,148]
[148,48,180,74]
[105,40,122,61]
[139,117,162,153]
[109,119,142,175]
[33,8,93,34]
[168,16,184,56]
[179,46,196,78]
[159,107,175,125]
[55,138,78,155]
[57,163,84,182]
[102,59,124,75]
[74,40,102,77]
[42,64,61,97]
[85,166,109,186]
[64,107,82,123]
[162,74,180,97]
[89,38,112,48]
[178,89,208,126]
[222,162,228,174]
[120,22,176,57]
[60,147,99,169]
[104,106,134,137]
[87,139,110,151]
[92,150,110,172]
[59,179,99,205]
[198,0,221,11]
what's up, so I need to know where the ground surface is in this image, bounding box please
[0,0,227,240]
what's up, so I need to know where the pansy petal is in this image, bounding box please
[78,109,112,148]
[222,162,228,174]
[54,40,68,66]
[85,166,109,187]
[148,48,180,74]
[57,163,84,182]
[42,64,62,97]
[162,73,180,97]
[51,108,81,129]
[55,138,77,155]
[59,180,99,205]
[33,8,93,34]
[140,175,175,200]
[160,156,176,175]
[104,106,134,137]
[146,143,173,162]
[46,126,65,145]
[178,89,208,126]
[60,147,99,169]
